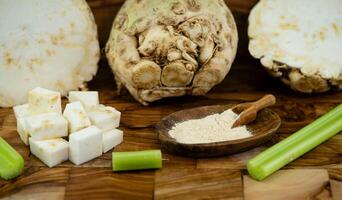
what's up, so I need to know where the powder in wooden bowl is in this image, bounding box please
[169,109,252,144]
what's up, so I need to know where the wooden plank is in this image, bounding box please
[330,180,342,200]
[162,153,197,169]
[64,168,154,200]
[0,0,340,199]
[0,167,69,199]
[154,169,242,200]
[329,168,342,181]
[243,169,331,200]
[1,184,65,200]
[197,147,266,169]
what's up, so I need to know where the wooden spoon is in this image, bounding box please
[232,94,276,128]
[156,103,281,158]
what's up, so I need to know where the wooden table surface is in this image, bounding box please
[1,1,341,199]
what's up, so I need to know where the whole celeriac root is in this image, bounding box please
[106,0,238,105]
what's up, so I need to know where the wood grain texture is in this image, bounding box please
[0,167,69,198]
[155,169,243,200]
[330,180,342,200]
[0,0,341,199]
[1,184,65,200]
[65,168,154,200]
[243,169,331,200]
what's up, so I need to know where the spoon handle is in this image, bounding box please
[232,94,276,128]
[252,94,276,112]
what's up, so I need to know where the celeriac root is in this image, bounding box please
[106,0,238,105]
[161,61,194,87]
[132,60,161,89]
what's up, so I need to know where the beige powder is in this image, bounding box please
[169,109,252,144]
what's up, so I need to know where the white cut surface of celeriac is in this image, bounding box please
[0,0,100,107]
[13,104,30,145]
[87,105,121,132]
[248,0,342,92]
[25,112,68,140]
[13,104,29,119]
[29,138,69,168]
[63,101,91,133]
[16,118,29,145]
[68,91,99,110]
[102,129,123,153]
[28,87,62,114]
[69,126,102,165]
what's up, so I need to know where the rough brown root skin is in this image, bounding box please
[131,60,161,89]
[106,0,238,105]
[264,62,333,93]
[167,49,182,62]
[192,87,211,95]
[115,74,149,105]
[161,62,194,87]
[192,49,232,90]
[114,76,123,95]
[115,33,140,63]
[286,70,329,93]
[139,88,189,103]
[192,68,221,91]
[199,38,215,64]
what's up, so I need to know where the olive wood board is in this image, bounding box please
[0,0,341,199]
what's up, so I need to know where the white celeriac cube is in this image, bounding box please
[68,91,99,110]
[13,104,29,118]
[102,129,123,153]
[69,126,102,165]
[63,101,91,133]
[16,118,29,145]
[25,113,68,140]
[87,105,121,132]
[28,87,62,114]
[13,104,30,145]
[29,138,69,168]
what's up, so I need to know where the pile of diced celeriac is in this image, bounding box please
[13,87,122,167]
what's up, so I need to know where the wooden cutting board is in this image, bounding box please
[0,1,341,199]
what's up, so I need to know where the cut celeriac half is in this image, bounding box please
[29,138,69,168]
[0,0,100,107]
[248,0,342,93]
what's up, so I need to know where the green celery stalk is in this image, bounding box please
[247,103,342,181]
[0,137,24,180]
[112,150,162,172]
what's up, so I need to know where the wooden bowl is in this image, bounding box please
[155,104,281,158]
